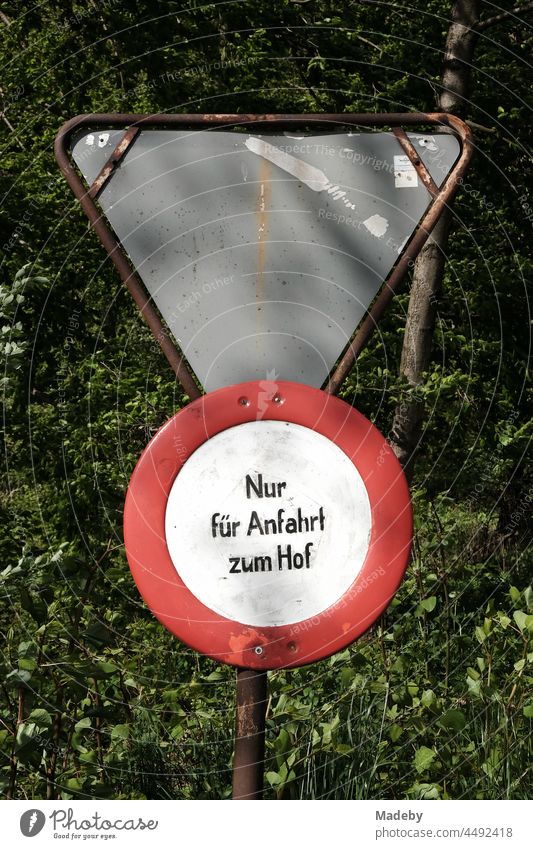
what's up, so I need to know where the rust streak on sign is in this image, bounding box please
[88,126,139,199]
[255,158,270,344]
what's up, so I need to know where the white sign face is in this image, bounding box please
[165,421,372,627]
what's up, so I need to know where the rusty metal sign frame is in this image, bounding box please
[55,112,473,402]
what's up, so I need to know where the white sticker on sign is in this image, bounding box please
[394,154,418,188]
[165,421,372,627]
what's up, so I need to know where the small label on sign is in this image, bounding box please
[394,155,418,188]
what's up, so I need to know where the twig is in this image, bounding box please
[478,1,533,31]
[7,687,25,799]
[466,120,497,134]
[1,111,25,150]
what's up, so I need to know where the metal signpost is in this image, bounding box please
[55,112,473,799]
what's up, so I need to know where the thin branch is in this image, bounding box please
[0,112,25,150]
[477,1,533,31]
[466,119,497,133]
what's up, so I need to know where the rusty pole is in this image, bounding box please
[232,669,268,799]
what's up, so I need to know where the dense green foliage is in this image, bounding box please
[0,1,531,800]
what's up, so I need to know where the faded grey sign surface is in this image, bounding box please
[72,128,459,391]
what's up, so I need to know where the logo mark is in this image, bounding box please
[20,810,46,837]
[257,369,279,420]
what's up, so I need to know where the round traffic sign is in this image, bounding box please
[123,381,412,669]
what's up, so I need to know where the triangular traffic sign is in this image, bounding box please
[57,114,471,392]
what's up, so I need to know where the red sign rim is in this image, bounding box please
[123,381,412,669]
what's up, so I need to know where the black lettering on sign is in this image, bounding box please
[246,507,325,536]
[211,513,241,538]
[228,555,273,574]
[245,473,287,499]
[277,542,314,570]
[213,474,325,575]
[229,557,241,574]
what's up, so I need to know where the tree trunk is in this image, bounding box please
[389,0,480,478]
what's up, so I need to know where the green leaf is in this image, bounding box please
[467,677,482,698]
[475,626,487,644]
[5,668,32,688]
[513,610,527,630]
[438,710,466,731]
[513,611,533,632]
[265,771,283,787]
[15,722,42,759]
[421,689,436,708]
[28,709,52,728]
[110,724,129,741]
[523,704,533,718]
[414,746,436,774]
[410,782,441,800]
[415,596,437,617]
[389,724,403,742]
[18,641,36,659]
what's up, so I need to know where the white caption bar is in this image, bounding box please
[3,799,531,849]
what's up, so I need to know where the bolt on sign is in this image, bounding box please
[55,113,473,669]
